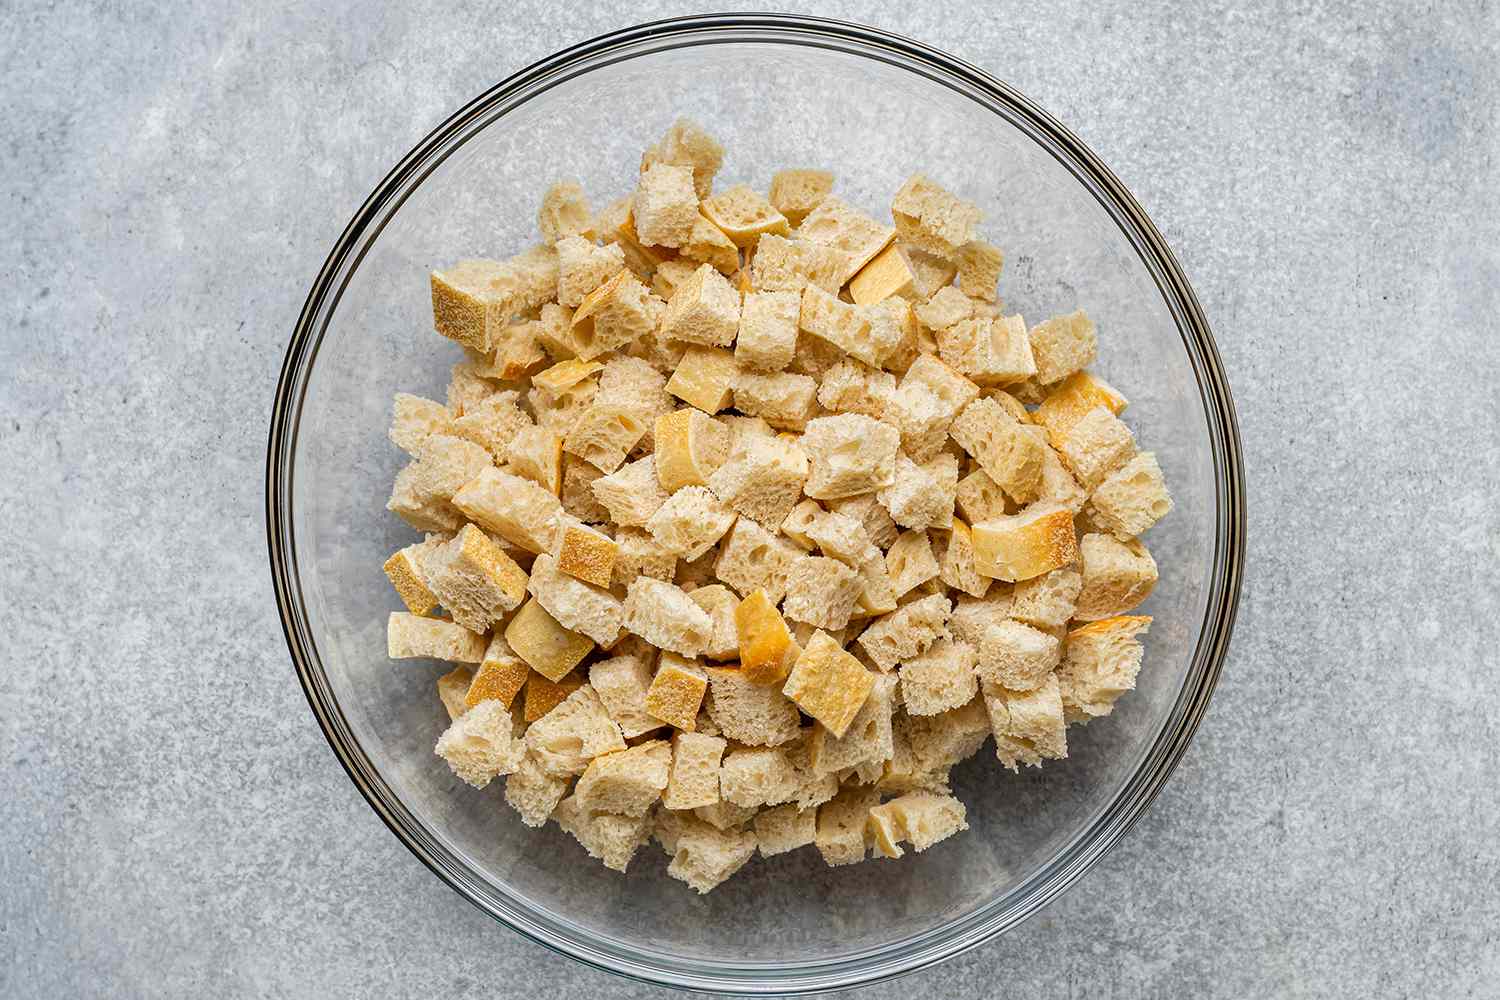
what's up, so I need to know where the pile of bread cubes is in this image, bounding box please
[382,118,1172,893]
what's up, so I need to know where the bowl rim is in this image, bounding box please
[266,12,1245,994]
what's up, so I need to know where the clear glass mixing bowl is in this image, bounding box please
[267,13,1244,994]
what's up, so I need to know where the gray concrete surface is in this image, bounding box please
[2,1,1498,997]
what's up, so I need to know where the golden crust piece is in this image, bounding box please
[646,653,709,730]
[523,671,583,722]
[466,635,531,710]
[735,589,802,686]
[555,523,618,588]
[972,503,1077,583]
[504,598,595,681]
[782,631,875,738]
[701,184,790,247]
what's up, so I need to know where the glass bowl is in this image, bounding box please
[266,13,1244,995]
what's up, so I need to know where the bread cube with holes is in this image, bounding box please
[452,467,564,555]
[525,684,625,777]
[688,584,741,661]
[797,195,895,285]
[782,557,864,632]
[645,653,709,730]
[389,393,454,455]
[972,503,1077,582]
[807,673,897,776]
[816,786,880,867]
[646,486,738,560]
[589,654,663,738]
[622,577,715,657]
[661,264,740,347]
[707,432,808,529]
[435,700,525,789]
[641,118,724,199]
[954,240,1004,301]
[666,818,758,894]
[901,639,979,716]
[782,631,875,738]
[983,674,1068,771]
[1088,452,1172,539]
[749,234,848,294]
[732,371,819,431]
[421,524,528,633]
[754,803,818,857]
[800,414,900,500]
[700,184,789,246]
[654,408,732,490]
[554,796,653,873]
[720,746,802,808]
[388,433,492,533]
[950,397,1045,505]
[705,665,802,746]
[891,174,981,257]
[1057,615,1151,722]
[633,162,699,248]
[505,753,570,827]
[663,731,726,810]
[681,214,739,274]
[735,289,800,371]
[878,452,958,531]
[527,553,623,647]
[713,517,808,605]
[855,593,951,672]
[574,740,672,816]
[1056,406,1137,490]
[1010,567,1083,629]
[388,613,486,663]
[889,355,980,463]
[555,236,625,308]
[974,618,1061,691]
[939,518,991,599]
[769,168,833,226]
[885,529,942,597]
[538,180,593,243]
[1028,309,1097,385]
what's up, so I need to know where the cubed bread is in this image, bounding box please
[782,557,864,632]
[937,315,1036,386]
[437,665,476,720]
[591,455,669,527]
[797,195,896,284]
[538,180,593,243]
[680,213,740,274]
[732,371,819,431]
[641,117,724,199]
[1037,443,1089,513]
[735,289,800,371]
[1010,567,1083,628]
[817,360,897,421]
[633,162,699,248]
[688,584,741,661]
[782,631,875,738]
[802,510,877,567]
[532,301,590,362]
[660,263,740,347]
[674,544,721,592]
[707,433,808,529]
[902,243,959,298]
[465,634,531,710]
[1031,370,1128,449]
[890,355,980,462]
[799,414,900,499]
[884,529,941,597]
[562,402,649,474]
[526,553,623,647]
[654,407,732,491]
[388,612,486,663]
[950,397,1045,504]
[554,795,653,873]
[390,393,454,455]
[874,791,968,853]
[445,359,498,415]
[388,433,492,533]
[663,731,726,810]
[1057,615,1151,722]
[1056,406,1137,490]
[555,236,626,307]
[596,354,675,452]
[828,494,900,550]
[807,673,897,775]
[705,665,802,746]
[611,199,677,279]
[610,527,677,590]
[900,639,979,716]
[422,524,529,632]
[734,589,802,686]
[452,466,564,555]
[906,696,991,776]
[878,452,958,531]
[848,242,917,305]
[504,598,595,681]
[435,700,525,788]
[665,344,739,413]
[504,753,570,826]
[955,468,1010,524]
[382,535,445,616]
[939,518,991,599]
[713,518,808,604]
[815,786,879,866]
[954,240,1004,301]
[891,173,980,256]
[666,818,758,893]
[754,803,818,856]
[646,486,738,560]
[529,379,596,434]
[449,390,533,466]
[525,684,626,776]
[982,674,1068,771]
[779,499,823,550]
[749,233,848,294]
[769,168,833,226]
[505,425,564,494]
[523,671,584,722]
[857,297,917,374]
[431,256,552,355]
[914,286,974,332]
[700,184,789,247]
[973,618,1061,691]
[575,740,672,816]
[570,270,663,360]
[855,593,951,671]
[553,522,616,588]
[1028,309,1097,385]
[720,746,801,808]
[645,652,710,730]
[1088,452,1172,538]
[795,285,876,366]
[971,503,1077,582]
[589,654,663,738]
[651,257,698,299]
[621,577,715,656]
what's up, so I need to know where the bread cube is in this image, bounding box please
[1088,452,1172,539]
[645,653,710,730]
[654,408,732,491]
[673,544,720,592]
[913,286,975,332]
[901,243,959,297]
[437,665,476,721]
[526,553,622,646]
[734,589,802,686]
[529,380,596,435]
[754,803,818,857]
[387,612,486,663]
[666,819,758,893]
[944,588,1012,643]
[633,162,699,249]
[621,577,715,656]
[595,354,675,449]
[713,517,808,604]
[706,433,808,530]
[815,786,879,866]
[1037,444,1089,512]
[609,197,678,278]
[554,235,625,307]
[877,452,958,531]
[803,510,876,566]
[890,355,980,462]
[465,634,531,710]
[504,425,564,495]
[387,433,492,533]
[725,372,815,433]
[603,530,672,593]
[641,117,724,199]
[705,665,802,746]
[885,529,941,597]
[554,795,653,873]
[854,297,915,373]
[799,414,899,500]
[782,631,875,738]
[591,455,669,527]
[447,390,533,466]
[685,584,740,662]
[537,179,593,243]
[807,672,897,775]
[525,683,625,777]
[1028,309,1097,385]
[876,791,969,853]
[504,598,594,681]
[552,523,615,589]
[666,344,739,413]
[793,285,873,366]
[434,700,525,789]
[586,654,660,738]
[899,639,978,716]
[530,301,588,361]
[983,674,1068,770]
[1032,370,1128,449]
[797,194,895,284]
[659,263,740,347]
[575,740,672,817]
[1056,406,1137,490]
[782,557,864,632]
[846,242,916,305]
[650,257,698,299]
[720,747,801,808]
[779,499,822,551]
[700,184,789,247]
[735,289,800,371]
[452,466,564,556]
[570,270,663,360]
[934,518,987,599]
[972,503,1077,582]
[1075,533,1157,621]
[891,174,980,257]
[953,239,1004,301]
[382,535,445,616]
[938,314,1037,386]
[827,494,899,551]
[562,402,649,475]
[523,671,583,722]
[954,468,1011,524]
[1010,567,1083,628]
[429,259,516,354]
[680,213,740,274]
[907,696,992,775]
[817,360,895,421]
[769,168,833,226]
[504,753,570,827]
[950,396,1045,504]
[389,393,454,455]
[973,619,1060,691]
[749,233,848,294]
[1057,615,1151,722]
[856,593,951,672]
[663,731,727,810]
[646,486,738,560]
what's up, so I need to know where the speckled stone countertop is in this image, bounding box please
[3,2,1497,997]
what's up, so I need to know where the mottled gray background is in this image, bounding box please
[3,1,1497,997]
